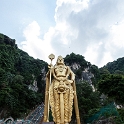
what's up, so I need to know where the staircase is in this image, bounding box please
[0,103,44,124]
[25,103,44,124]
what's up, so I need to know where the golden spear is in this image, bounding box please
[43,54,55,122]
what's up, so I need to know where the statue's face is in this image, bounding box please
[57,56,64,65]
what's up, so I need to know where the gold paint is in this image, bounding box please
[43,54,81,124]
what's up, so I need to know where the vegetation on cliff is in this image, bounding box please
[0,33,124,123]
[0,33,48,118]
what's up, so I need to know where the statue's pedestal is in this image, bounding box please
[42,122,54,124]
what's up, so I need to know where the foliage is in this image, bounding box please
[116,109,124,122]
[2,33,124,123]
[103,57,124,74]
[85,102,119,123]
[112,109,124,124]
[89,65,100,87]
[64,53,100,88]
[64,52,88,69]
[75,81,100,122]
[98,74,124,105]
[0,34,47,119]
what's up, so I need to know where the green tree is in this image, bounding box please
[75,81,100,122]
[64,52,88,68]
[89,65,100,88]
[98,74,124,105]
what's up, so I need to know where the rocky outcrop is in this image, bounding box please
[70,62,81,70]
[70,63,94,85]
[82,68,94,85]
[28,80,38,92]
[94,117,116,124]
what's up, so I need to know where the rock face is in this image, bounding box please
[28,80,38,92]
[82,68,94,85]
[71,62,81,70]
[70,63,94,85]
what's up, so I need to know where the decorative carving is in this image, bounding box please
[43,54,80,124]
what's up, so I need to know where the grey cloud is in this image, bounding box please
[51,0,124,66]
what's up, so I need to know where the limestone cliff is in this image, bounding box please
[69,62,94,85]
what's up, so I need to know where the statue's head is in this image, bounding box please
[56,56,64,65]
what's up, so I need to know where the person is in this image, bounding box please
[43,55,80,124]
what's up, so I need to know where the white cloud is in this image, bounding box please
[23,21,40,39]
[110,20,124,48]
[100,52,113,67]
[20,21,55,63]
[20,0,124,67]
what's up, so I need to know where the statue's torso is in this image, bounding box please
[54,65,67,77]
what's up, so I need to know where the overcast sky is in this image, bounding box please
[1,0,124,67]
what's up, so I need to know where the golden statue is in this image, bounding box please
[43,54,80,124]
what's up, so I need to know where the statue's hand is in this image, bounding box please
[65,80,73,85]
[48,64,53,69]
[68,80,73,84]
